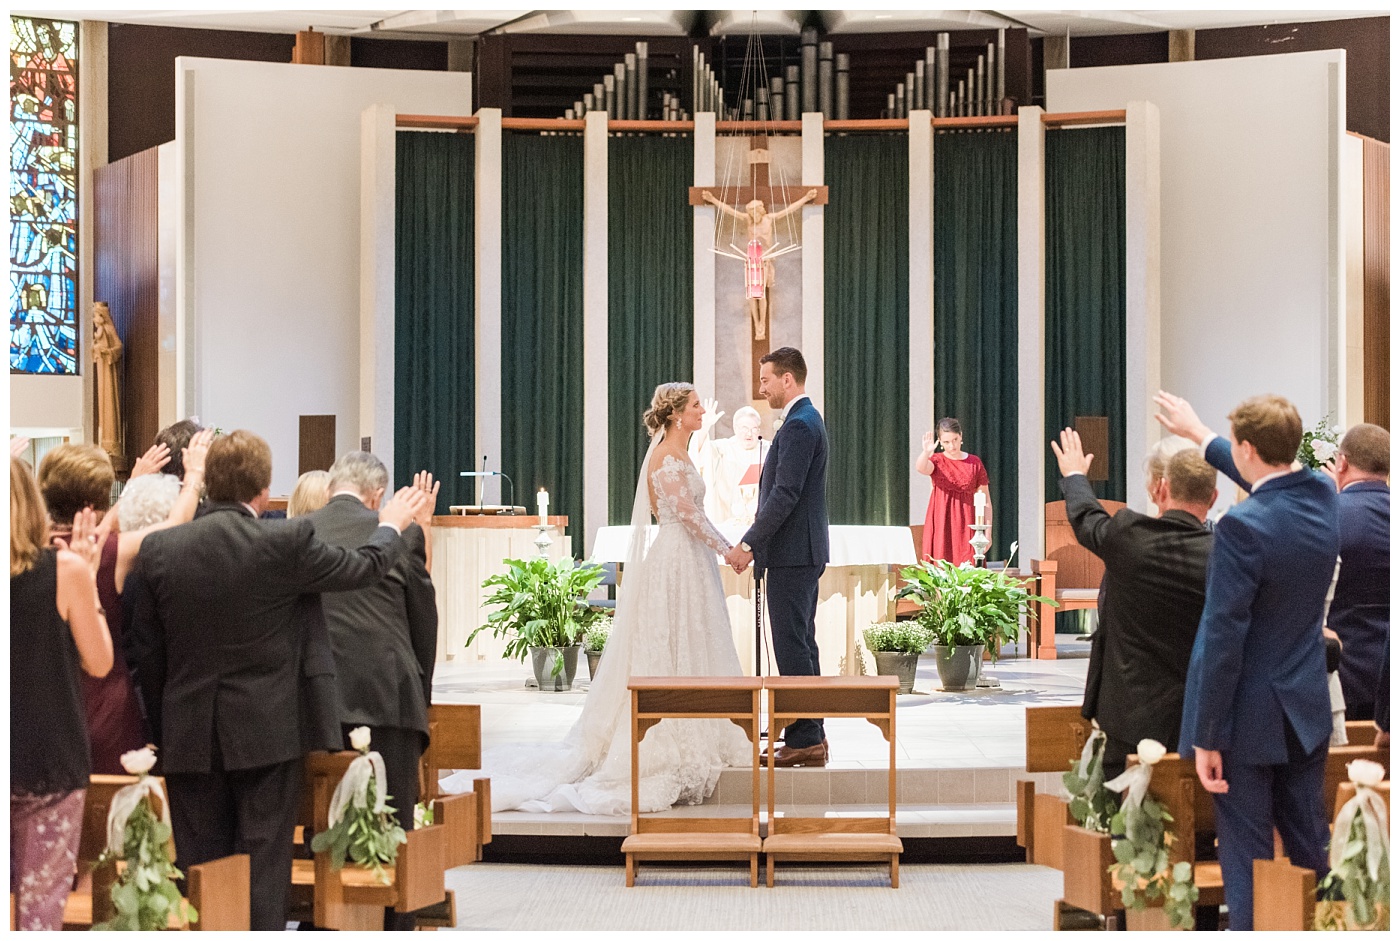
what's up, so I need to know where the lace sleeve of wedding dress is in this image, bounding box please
[655,461,732,556]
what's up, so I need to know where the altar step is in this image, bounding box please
[491,764,1065,840]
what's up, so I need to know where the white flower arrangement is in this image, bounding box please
[1297,417,1342,471]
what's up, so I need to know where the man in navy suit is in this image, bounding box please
[1324,423,1390,721]
[1155,391,1338,931]
[728,347,830,767]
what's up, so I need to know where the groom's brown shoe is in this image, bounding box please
[771,743,827,768]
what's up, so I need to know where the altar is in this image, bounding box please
[428,515,572,662]
[590,524,917,675]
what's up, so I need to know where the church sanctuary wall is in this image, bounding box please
[173,57,471,493]
[1048,52,1347,501]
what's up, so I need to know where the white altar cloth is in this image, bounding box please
[590,524,916,675]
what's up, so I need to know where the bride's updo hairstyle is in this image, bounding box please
[643,382,696,436]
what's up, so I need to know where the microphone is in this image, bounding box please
[479,455,487,505]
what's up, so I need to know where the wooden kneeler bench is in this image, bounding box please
[1016,705,1091,871]
[62,774,250,930]
[421,703,493,869]
[621,677,764,887]
[762,676,902,888]
[293,751,449,930]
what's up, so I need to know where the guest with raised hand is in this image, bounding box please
[1157,390,1338,931]
[412,469,441,572]
[128,440,171,479]
[915,417,991,564]
[11,458,113,931]
[152,418,205,481]
[38,428,213,774]
[122,430,427,930]
[1050,427,1216,779]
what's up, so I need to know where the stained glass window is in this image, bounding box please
[10,16,79,375]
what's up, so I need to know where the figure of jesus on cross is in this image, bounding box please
[691,136,827,396]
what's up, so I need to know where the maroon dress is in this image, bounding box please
[921,453,990,566]
[83,533,151,773]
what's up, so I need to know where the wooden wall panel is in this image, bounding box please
[298,415,337,476]
[1362,137,1390,428]
[93,147,159,475]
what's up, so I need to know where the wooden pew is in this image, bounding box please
[1016,706,1090,870]
[61,774,250,930]
[292,751,450,931]
[420,703,492,867]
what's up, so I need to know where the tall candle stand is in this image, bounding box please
[968,519,1001,688]
[534,521,553,557]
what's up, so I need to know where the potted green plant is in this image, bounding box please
[582,616,612,681]
[895,546,1053,691]
[862,621,933,694]
[468,556,605,691]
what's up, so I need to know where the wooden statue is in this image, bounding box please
[93,302,124,461]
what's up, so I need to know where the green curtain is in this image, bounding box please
[824,133,910,525]
[1045,126,1126,503]
[607,135,694,524]
[932,129,1019,562]
[394,131,475,504]
[501,133,585,539]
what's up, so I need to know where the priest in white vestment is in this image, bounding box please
[689,401,762,527]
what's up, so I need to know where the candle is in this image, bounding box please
[973,490,986,524]
[537,489,549,526]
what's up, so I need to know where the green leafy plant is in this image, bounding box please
[310,733,407,885]
[894,545,1053,659]
[1062,732,1117,834]
[583,615,612,653]
[468,557,606,675]
[1317,810,1391,930]
[1108,795,1198,928]
[94,747,197,931]
[862,621,934,654]
[1297,416,1342,470]
[93,799,197,930]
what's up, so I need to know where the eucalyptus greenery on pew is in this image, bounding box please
[93,746,198,931]
[1316,759,1390,931]
[1062,728,1115,834]
[311,727,407,884]
[1104,739,1198,929]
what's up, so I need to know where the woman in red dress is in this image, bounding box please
[916,418,992,565]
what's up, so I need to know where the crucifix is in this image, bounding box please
[690,136,828,397]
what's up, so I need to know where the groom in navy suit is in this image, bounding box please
[1156,391,1338,931]
[728,347,831,767]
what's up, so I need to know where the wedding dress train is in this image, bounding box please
[441,436,751,815]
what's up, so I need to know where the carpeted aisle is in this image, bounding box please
[446,862,1063,930]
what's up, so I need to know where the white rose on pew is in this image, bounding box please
[349,726,372,753]
[120,745,157,775]
[1136,739,1167,766]
[1311,439,1338,464]
[1348,758,1386,788]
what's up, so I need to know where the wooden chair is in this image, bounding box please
[620,678,764,887]
[1016,706,1091,871]
[1029,498,1126,659]
[293,751,448,931]
[62,774,250,930]
[420,703,492,867]
[761,676,902,888]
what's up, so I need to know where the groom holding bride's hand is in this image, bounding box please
[725,347,832,767]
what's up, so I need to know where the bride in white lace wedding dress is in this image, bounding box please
[441,383,751,815]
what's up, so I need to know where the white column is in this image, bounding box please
[78,21,107,441]
[174,61,197,420]
[801,111,825,409]
[359,104,397,475]
[582,111,610,555]
[1325,58,1346,423]
[1016,107,1047,570]
[907,110,935,525]
[693,112,716,395]
[474,109,503,484]
[1124,101,1161,514]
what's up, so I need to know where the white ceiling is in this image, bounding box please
[13,8,1388,40]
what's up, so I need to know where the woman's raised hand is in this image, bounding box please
[55,506,104,576]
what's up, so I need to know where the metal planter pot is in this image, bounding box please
[585,647,603,681]
[530,645,581,692]
[932,644,984,691]
[871,650,920,694]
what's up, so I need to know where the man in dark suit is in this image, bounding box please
[304,452,438,931]
[1050,428,1217,780]
[1324,423,1390,721]
[124,431,426,931]
[728,347,830,767]
[1156,391,1338,931]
